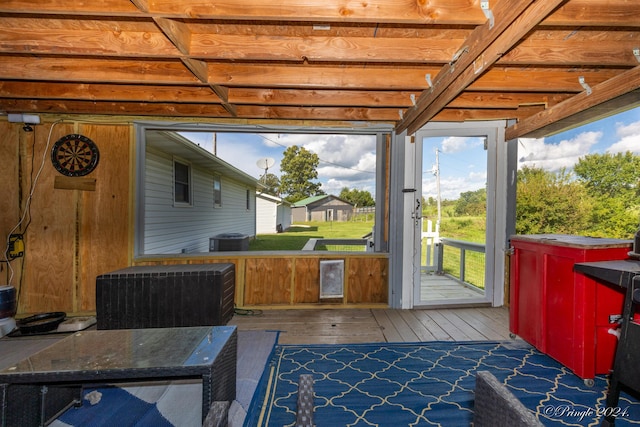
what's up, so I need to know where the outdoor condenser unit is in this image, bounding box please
[319,260,344,299]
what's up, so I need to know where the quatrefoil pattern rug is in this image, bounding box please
[245,341,640,427]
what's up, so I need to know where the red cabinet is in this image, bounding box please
[509,234,632,381]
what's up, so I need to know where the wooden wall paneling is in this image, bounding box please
[0,122,21,289]
[21,123,77,314]
[293,258,319,303]
[347,257,388,304]
[244,257,291,305]
[78,124,132,312]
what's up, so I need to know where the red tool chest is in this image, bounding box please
[509,234,632,383]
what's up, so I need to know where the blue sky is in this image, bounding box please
[422,106,640,200]
[183,105,639,201]
[183,131,378,195]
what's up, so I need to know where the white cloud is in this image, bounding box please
[615,120,640,139]
[441,136,481,153]
[607,120,640,154]
[518,131,601,171]
[423,173,486,201]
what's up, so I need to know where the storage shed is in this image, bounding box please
[256,192,292,234]
[291,195,354,222]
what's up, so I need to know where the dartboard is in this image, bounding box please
[51,134,100,177]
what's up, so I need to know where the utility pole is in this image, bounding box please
[435,148,441,233]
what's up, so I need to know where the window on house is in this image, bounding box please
[174,159,191,204]
[213,175,222,207]
[246,189,250,210]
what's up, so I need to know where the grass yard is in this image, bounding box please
[249,220,374,251]
[424,215,487,289]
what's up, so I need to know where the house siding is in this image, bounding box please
[144,148,255,254]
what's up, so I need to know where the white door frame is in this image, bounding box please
[391,121,509,308]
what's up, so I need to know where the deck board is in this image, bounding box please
[230,307,513,344]
[397,311,437,342]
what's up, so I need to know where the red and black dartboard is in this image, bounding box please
[51,134,100,177]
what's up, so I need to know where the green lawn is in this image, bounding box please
[424,215,487,289]
[250,217,486,290]
[249,220,374,251]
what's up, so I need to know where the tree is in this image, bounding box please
[573,151,640,204]
[516,166,590,235]
[260,173,281,196]
[279,145,323,203]
[339,187,375,207]
[573,152,640,238]
[454,188,486,216]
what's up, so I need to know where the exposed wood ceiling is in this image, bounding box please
[0,0,639,138]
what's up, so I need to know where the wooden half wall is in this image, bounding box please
[134,252,389,308]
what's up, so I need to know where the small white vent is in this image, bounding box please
[320,260,344,299]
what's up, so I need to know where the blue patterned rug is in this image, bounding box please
[245,340,640,426]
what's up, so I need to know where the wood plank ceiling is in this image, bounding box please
[0,0,638,138]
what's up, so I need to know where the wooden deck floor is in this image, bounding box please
[228,306,512,345]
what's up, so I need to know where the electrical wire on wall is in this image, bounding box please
[3,120,62,306]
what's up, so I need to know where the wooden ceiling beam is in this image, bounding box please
[0,80,574,113]
[0,0,636,28]
[130,0,486,24]
[398,0,569,135]
[500,38,640,67]
[0,98,402,121]
[228,88,573,109]
[0,54,624,94]
[210,63,625,91]
[506,65,640,140]
[208,63,441,90]
[469,67,624,92]
[432,107,534,122]
[0,0,143,16]
[0,81,221,103]
[543,0,640,27]
[450,92,572,109]
[2,18,637,68]
[228,88,418,107]
[0,99,231,117]
[0,57,201,84]
[0,24,179,57]
[0,81,571,111]
[0,97,539,123]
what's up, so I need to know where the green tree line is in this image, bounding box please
[517,152,640,238]
[438,152,640,239]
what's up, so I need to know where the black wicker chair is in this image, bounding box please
[473,371,543,427]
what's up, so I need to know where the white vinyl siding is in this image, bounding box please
[143,148,255,254]
[256,196,278,234]
[256,194,292,234]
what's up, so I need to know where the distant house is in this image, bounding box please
[291,195,354,222]
[137,130,264,254]
[256,192,292,234]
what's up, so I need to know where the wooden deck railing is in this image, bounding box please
[421,221,486,290]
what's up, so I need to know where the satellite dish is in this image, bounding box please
[256,157,275,181]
